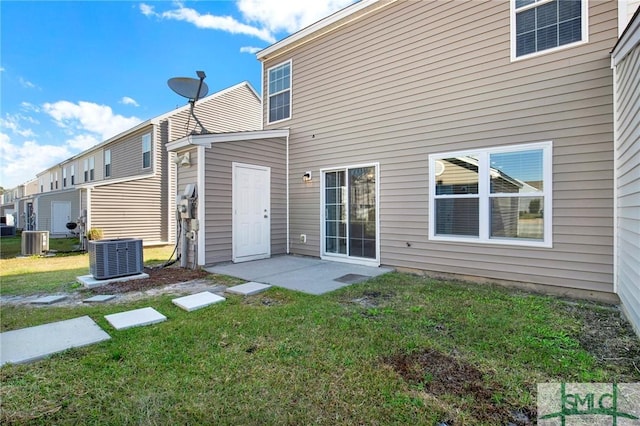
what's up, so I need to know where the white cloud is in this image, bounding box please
[18,77,37,89]
[240,46,261,54]
[140,2,275,43]
[65,134,100,151]
[120,96,140,107]
[237,0,355,34]
[20,102,41,113]
[0,133,73,189]
[0,113,37,138]
[42,100,142,141]
[0,67,5,72]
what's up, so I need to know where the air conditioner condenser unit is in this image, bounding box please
[89,238,144,280]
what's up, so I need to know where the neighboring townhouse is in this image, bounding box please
[34,82,261,245]
[0,188,18,226]
[611,7,640,334]
[170,0,639,308]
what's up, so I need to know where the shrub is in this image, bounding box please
[86,228,103,240]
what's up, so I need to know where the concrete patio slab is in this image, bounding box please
[83,295,116,303]
[77,273,149,289]
[206,255,393,295]
[0,316,111,366]
[31,295,67,305]
[226,282,272,296]
[172,292,225,312]
[104,307,166,330]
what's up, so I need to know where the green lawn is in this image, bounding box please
[1,268,639,425]
[0,242,175,295]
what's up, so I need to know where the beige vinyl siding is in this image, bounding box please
[263,0,618,295]
[35,189,80,233]
[90,175,165,243]
[615,36,640,332]
[105,126,155,180]
[168,84,261,141]
[202,138,286,265]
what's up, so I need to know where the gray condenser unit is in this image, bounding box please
[21,231,49,256]
[89,238,144,280]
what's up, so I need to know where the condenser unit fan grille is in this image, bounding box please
[89,238,143,280]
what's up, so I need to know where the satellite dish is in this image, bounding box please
[168,77,209,101]
[167,71,209,135]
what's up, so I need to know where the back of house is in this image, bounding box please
[257,0,634,301]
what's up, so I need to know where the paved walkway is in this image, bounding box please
[206,255,393,295]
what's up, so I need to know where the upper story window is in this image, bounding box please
[104,149,111,178]
[63,168,67,188]
[512,0,587,60]
[70,164,75,185]
[54,172,58,189]
[89,156,95,180]
[50,174,53,190]
[142,133,151,169]
[267,60,291,123]
[429,142,552,247]
[40,178,44,193]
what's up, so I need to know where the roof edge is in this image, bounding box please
[166,129,290,151]
[256,0,391,61]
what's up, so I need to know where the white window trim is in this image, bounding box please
[142,133,152,169]
[266,59,292,125]
[320,162,380,267]
[510,0,589,62]
[105,149,112,178]
[428,142,553,248]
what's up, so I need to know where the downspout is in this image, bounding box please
[611,55,619,294]
[286,133,290,254]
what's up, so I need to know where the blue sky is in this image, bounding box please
[0,0,354,189]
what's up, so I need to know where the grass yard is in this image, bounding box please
[0,241,175,296]
[1,244,638,424]
[1,262,639,424]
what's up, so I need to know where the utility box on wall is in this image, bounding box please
[89,238,144,280]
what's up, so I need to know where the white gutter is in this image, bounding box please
[166,129,290,151]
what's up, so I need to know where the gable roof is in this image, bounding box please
[39,81,260,172]
[256,0,395,61]
[612,5,640,65]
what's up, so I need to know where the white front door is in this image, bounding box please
[232,163,270,262]
[51,201,71,234]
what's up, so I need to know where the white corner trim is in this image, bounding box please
[197,145,206,266]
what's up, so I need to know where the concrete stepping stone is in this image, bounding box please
[226,282,272,296]
[0,316,111,366]
[83,295,116,303]
[31,295,67,305]
[104,307,166,330]
[172,291,225,312]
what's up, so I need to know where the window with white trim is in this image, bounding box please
[63,168,67,187]
[104,149,111,178]
[89,156,95,181]
[267,60,291,123]
[429,142,552,247]
[84,159,89,182]
[142,133,151,169]
[512,0,587,59]
[54,172,58,189]
[50,174,53,190]
[70,164,75,185]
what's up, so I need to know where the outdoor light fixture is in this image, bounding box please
[302,171,312,182]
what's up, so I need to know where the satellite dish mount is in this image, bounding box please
[168,70,209,135]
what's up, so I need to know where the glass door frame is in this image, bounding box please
[320,162,380,267]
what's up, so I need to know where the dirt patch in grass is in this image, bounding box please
[88,266,211,294]
[560,301,640,382]
[384,348,535,425]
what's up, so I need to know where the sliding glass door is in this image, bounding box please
[323,165,378,262]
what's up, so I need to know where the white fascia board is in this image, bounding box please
[612,7,640,66]
[256,0,392,61]
[166,129,290,151]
